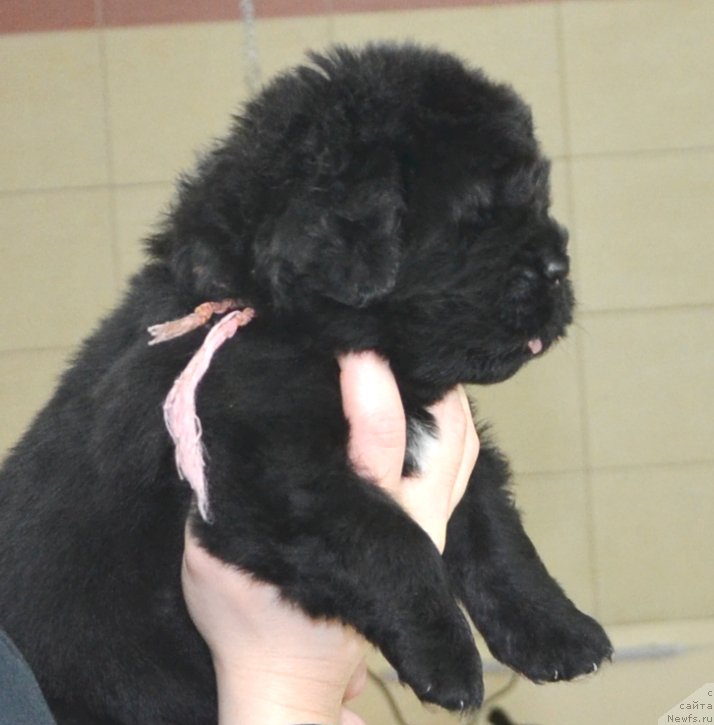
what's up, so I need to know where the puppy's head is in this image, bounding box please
[158,44,573,392]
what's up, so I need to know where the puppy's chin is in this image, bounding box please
[468,333,561,385]
[470,281,575,385]
[468,349,536,385]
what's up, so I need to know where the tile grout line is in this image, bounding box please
[555,0,603,619]
[94,4,124,295]
[94,0,105,27]
[580,302,714,316]
[325,0,336,44]
[605,612,714,628]
[5,144,713,197]
[0,346,75,358]
[0,181,174,197]
[567,145,714,162]
[516,457,714,478]
[0,0,555,35]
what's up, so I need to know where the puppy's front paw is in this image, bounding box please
[384,617,484,711]
[484,604,612,683]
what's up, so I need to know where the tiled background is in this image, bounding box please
[1,1,712,723]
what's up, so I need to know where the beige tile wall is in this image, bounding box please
[1,1,713,721]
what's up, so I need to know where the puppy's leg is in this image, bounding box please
[443,442,612,683]
[193,468,484,711]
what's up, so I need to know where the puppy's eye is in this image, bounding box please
[478,208,498,226]
[452,182,494,224]
[502,159,550,207]
[456,208,495,234]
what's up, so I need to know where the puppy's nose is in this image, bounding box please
[542,254,569,283]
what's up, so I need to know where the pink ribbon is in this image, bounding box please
[149,302,255,522]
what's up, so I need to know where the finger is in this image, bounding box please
[341,707,367,725]
[448,386,479,517]
[343,656,368,702]
[182,521,213,582]
[400,387,476,551]
[338,352,406,494]
[424,386,472,489]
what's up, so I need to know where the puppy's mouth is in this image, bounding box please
[511,334,549,364]
[473,331,559,384]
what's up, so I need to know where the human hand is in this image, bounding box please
[182,534,367,725]
[339,352,478,554]
[181,351,479,724]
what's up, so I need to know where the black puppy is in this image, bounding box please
[0,44,612,724]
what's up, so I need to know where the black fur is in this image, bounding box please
[0,44,611,724]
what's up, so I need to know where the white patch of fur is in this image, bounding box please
[406,416,439,472]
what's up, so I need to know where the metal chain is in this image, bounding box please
[239,0,262,93]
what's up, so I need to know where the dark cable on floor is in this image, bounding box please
[466,671,519,725]
[367,667,412,725]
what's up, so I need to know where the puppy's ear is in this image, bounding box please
[256,152,404,308]
[149,188,251,301]
[169,237,241,300]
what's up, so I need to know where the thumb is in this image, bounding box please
[338,352,406,495]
